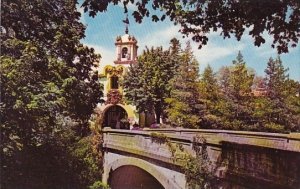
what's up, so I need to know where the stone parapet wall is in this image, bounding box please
[103,127,300,152]
[102,128,300,189]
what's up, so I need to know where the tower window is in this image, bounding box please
[122,47,128,58]
[111,76,119,89]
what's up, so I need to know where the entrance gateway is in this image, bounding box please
[103,105,128,129]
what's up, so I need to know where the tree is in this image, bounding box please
[199,64,222,129]
[262,56,300,131]
[229,52,254,127]
[265,56,289,100]
[218,66,231,97]
[1,0,103,188]
[165,41,201,128]
[230,51,254,100]
[214,52,255,130]
[123,47,175,124]
[82,0,300,53]
[284,79,300,131]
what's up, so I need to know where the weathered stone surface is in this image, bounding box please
[102,128,300,189]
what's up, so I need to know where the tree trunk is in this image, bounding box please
[154,105,161,124]
[155,111,161,124]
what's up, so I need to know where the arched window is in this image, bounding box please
[122,47,128,58]
[111,76,119,89]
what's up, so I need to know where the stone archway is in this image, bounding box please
[103,157,183,189]
[108,165,164,189]
[103,105,128,129]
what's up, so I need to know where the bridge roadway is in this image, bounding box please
[102,127,300,189]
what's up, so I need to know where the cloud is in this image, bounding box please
[194,43,245,66]
[137,24,246,66]
[138,25,182,51]
[83,43,115,72]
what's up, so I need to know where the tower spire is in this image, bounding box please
[122,14,129,34]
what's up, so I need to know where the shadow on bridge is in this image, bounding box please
[108,165,164,189]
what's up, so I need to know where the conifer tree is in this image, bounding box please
[199,64,222,128]
[230,51,254,99]
[218,66,231,96]
[165,42,201,128]
[231,52,254,125]
[263,56,300,131]
[169,38,181,56]
[265,56,289,100]
[218,51,255,129]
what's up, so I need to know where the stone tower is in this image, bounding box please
[114,33,138,65]
[97,20,139,129]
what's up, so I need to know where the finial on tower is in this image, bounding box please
[122,14,129,34]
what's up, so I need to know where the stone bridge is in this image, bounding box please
[102,128,300,189]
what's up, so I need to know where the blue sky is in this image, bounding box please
[78,2,300,81]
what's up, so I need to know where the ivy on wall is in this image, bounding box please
[150,133,217,189]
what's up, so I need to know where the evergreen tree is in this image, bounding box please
[215,66,237,130]
[216,52,255,130]
[263,56,300,131]
[123,47,176,124]
[230,51,254,99]
[230,52,254,126]
[165,42,201,128]
[169,37,181,56]
[218,66,231,96]
[199,64,222,128]
[284,79,300,131]
[265,56,289,100]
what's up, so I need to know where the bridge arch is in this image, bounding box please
[108,165,164,189]
[103,157,183,189]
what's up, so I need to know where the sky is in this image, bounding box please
[78,2,300,81]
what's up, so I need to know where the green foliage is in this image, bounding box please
[150,132,169,144]
[261,57,300,131]
[124,43,299,132]
[71,136,102,187]
[184,135,215,189]
[89,181,110,189]
[150,133,216,189]
[123,46,176,123]
[265,56,288,100]
[228,52,255,125]
[212,52,256,130]
[264,123,286,133]
[1,0,104,188]
[230,51,254,99]
[199,64,222,129]
[82,0,300,53]
[207,52,300,132]
[165,41,201,128]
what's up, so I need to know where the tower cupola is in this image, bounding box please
[114,15,138,65]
